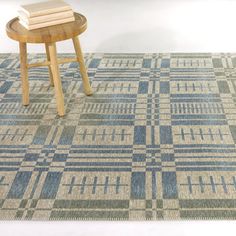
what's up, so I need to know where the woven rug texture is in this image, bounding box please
[0,53,236,220]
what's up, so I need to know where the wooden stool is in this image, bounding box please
[6,12,92,117]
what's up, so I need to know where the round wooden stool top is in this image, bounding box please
[6,12,87,44]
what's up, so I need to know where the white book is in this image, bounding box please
[19,16,75,30]
[18,10,74,25]
[19,0,72,18]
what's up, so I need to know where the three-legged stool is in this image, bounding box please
[6,12,92,116]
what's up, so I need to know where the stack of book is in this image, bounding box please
[18,0,75,30]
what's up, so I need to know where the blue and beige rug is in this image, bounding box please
[0,53,236,220]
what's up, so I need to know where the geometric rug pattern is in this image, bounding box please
[0,53,236,220]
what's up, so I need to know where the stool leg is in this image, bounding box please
[45,43,54,87]
[72,37,93,95]
[19,42,29,106]
[48,43,65,117]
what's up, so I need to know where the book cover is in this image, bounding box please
[19,0,72,17]
[19,16,75,30]
[18,9,74,25]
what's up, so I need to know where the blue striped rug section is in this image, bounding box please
[0,53,236,220]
